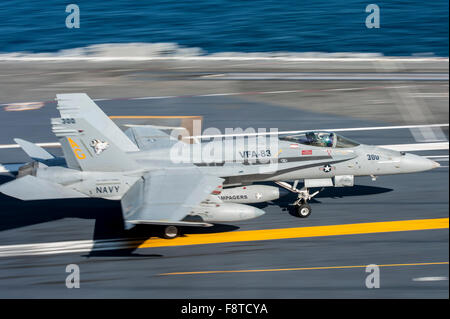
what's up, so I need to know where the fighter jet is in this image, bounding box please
[0,94,440,238]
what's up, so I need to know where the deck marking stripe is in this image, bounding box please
[412,276,448,281]
[137,218,449,248]
[2,84,448,107]
[0,218,447,257]
[190,124,449,138]
[159,262,449,276]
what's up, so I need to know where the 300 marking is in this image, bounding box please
[367,154,380,160]
[62,118,76,124]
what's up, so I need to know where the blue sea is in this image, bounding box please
[0,0,448,56]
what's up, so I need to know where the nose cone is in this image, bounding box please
[431,160,441,168]
[246,207,265,219]
[401,153,440,173]
[252,207,266,218]
[237,205,266,220]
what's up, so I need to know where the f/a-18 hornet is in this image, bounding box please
[0,94,440,238]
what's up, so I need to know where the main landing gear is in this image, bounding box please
[296,202,312,218]
[275,181,322,218]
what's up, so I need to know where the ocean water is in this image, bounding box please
[0,0,448,56]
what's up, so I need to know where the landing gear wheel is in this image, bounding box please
[297,203,312,218]
[163,225,179,239]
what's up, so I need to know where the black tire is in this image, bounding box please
[163,225,179,239]
[297,203,312,218]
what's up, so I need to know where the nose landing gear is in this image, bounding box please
[275,180,322,218]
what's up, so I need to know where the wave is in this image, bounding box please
[0,42,444,60]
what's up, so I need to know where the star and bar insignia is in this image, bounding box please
[319,164,334,173]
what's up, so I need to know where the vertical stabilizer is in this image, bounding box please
[52,94,140,172]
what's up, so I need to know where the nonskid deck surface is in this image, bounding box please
[0,61,447,298]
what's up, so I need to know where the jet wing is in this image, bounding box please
[0,175,88,200]
[121,169,223,229]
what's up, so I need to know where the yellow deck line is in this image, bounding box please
[138,218,449,249]
[160,261,449,276]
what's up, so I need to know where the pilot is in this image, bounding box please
[305,132,316,145]
[317,133,333,147]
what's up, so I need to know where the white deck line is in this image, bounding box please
[0,124,448,150]
[188,124,449,139]
[0,57,448,62]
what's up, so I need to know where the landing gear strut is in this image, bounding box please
[163,225,179,239]
[275,181,322,218]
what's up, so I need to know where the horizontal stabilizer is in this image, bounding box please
[0,175,88,200]
[14,138,54,161]
[0,163,24,175]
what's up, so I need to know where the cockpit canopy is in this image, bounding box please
[279,131,360,148]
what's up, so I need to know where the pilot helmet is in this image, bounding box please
[318,133,333,147]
